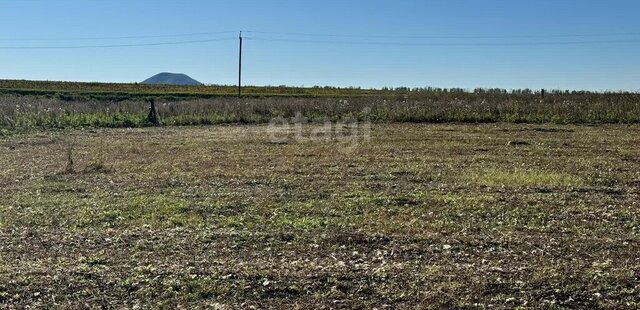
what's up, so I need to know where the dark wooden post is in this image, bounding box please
[147,98,159,126]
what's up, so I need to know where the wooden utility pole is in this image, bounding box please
[238,31,243,97]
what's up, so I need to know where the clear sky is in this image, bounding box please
[1,0,639,91]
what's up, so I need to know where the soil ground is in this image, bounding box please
[0,123,638,309]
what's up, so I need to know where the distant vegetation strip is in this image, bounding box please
[2,79,637,99]
[1,91,640,133]
[0,79,389,98]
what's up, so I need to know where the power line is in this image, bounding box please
[246,36,640,46]
[3,31,640,49]
[246,30,640,40]
[0,37,236,49]
[0,31,237,41]
[3,29,639,42]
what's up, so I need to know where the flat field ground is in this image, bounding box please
[0,123,639,309]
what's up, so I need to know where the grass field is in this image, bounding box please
[0,123,638,308]
[2,80,640,132]
[2,92,640,133]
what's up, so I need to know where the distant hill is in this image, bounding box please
[141,72,203,86]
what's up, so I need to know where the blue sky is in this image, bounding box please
[1,0,639,91]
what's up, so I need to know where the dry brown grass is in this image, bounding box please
[2,91,640,131]
[0,123,638,308]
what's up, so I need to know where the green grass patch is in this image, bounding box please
[463,168,585,188]
[70,195,203,229]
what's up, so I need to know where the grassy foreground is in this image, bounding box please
[0,123,639,308]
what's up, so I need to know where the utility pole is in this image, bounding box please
[238,31,242,97]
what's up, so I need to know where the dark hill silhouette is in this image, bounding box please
[141,72,203,86]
